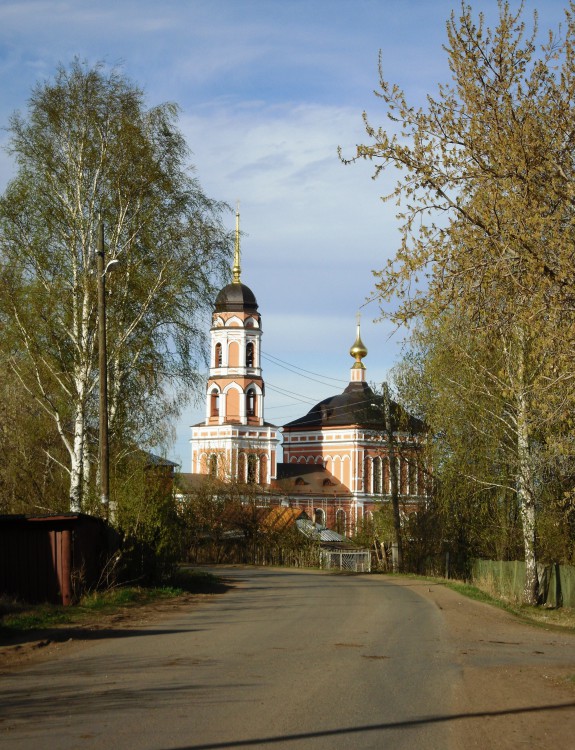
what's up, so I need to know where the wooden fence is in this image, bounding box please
[471,559,575,608]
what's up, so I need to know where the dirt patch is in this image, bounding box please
[393,579,575,750]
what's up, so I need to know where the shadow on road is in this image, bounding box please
[162,701,575,749]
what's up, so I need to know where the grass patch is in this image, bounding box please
[0,568,228,637]
[444,580,513,608]
[0,603,74,633]
[441,579,575,631]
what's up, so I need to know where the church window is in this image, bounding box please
[383,457,390,494]
[373,457,382,495]
[247,454,257,484]
[314,508,325,526]
[237,453,246,482]
[209,454,218,476]
[246,342,254,367]
[247,388,256,416]
[335,509,346,535]
[400,457,407,494]
[215,342,222,367]
[364,457,372,494]
[259,454,268,484]
[408,459,417,496]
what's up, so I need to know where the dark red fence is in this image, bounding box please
[0,513,113,605]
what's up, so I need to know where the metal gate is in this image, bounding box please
[320,549,371,573]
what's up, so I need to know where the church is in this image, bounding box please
[189,210,428,537]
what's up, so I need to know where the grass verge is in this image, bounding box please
[0,568,226,636]
[442,579,575,631]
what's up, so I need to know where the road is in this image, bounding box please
[1,567,575,749]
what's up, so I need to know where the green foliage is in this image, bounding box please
[112,452,182,584]
[0,361,69,513]
[346,2,575,603]
[0,59,232,511]
[0,602,73,633]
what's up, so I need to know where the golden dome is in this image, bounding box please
[349,314,367,369]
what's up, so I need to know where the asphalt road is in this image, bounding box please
[1,567,573,750]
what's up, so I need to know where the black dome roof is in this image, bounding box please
[214,282,258,312]
[283,381,425,432]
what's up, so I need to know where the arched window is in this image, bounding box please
[209,454,218,476]
[210,390,219,417]
[400,457,407,495]
[383,457,390,494]
[259,454,268,484]
[247,454,257,484]
[408,458,417,496]
[314,508,325,526]
[237,452,246,482]
[247,388,256,417]
[214,342,222,367]
[335,509,346,535]
[364,457,372,494]
[246,342,254,367]
[373,457,382,495]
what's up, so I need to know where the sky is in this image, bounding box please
[0,0,569,469]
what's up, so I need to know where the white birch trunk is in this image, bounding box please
[68,237,95,512]
[515,330,539,605]
[516,389,538,605]
[69,402,84,512]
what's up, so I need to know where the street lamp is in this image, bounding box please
[97,218,118,520]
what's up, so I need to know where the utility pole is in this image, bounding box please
[383,382,403,572]
[97,218,110,518]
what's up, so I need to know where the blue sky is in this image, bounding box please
[0,0,568,469]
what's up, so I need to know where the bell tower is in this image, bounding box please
[190,207,279,484]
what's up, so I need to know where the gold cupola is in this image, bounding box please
[350,313,368,367]
[349,313,367,382]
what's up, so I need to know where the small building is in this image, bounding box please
[0,513,113,605]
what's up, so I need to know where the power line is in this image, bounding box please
[262,351,348,385]
[265,382,319,405]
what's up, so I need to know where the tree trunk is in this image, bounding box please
[383,383,403,572]
[515,333,538,605]
[517,388,538,605]
[69,403,84,512]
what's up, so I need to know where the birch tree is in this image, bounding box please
[343,2,575,603]
[0,60,232,513]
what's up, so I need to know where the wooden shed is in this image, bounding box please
[0,513,113,606]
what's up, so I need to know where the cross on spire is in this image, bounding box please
[232,201,241,283]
